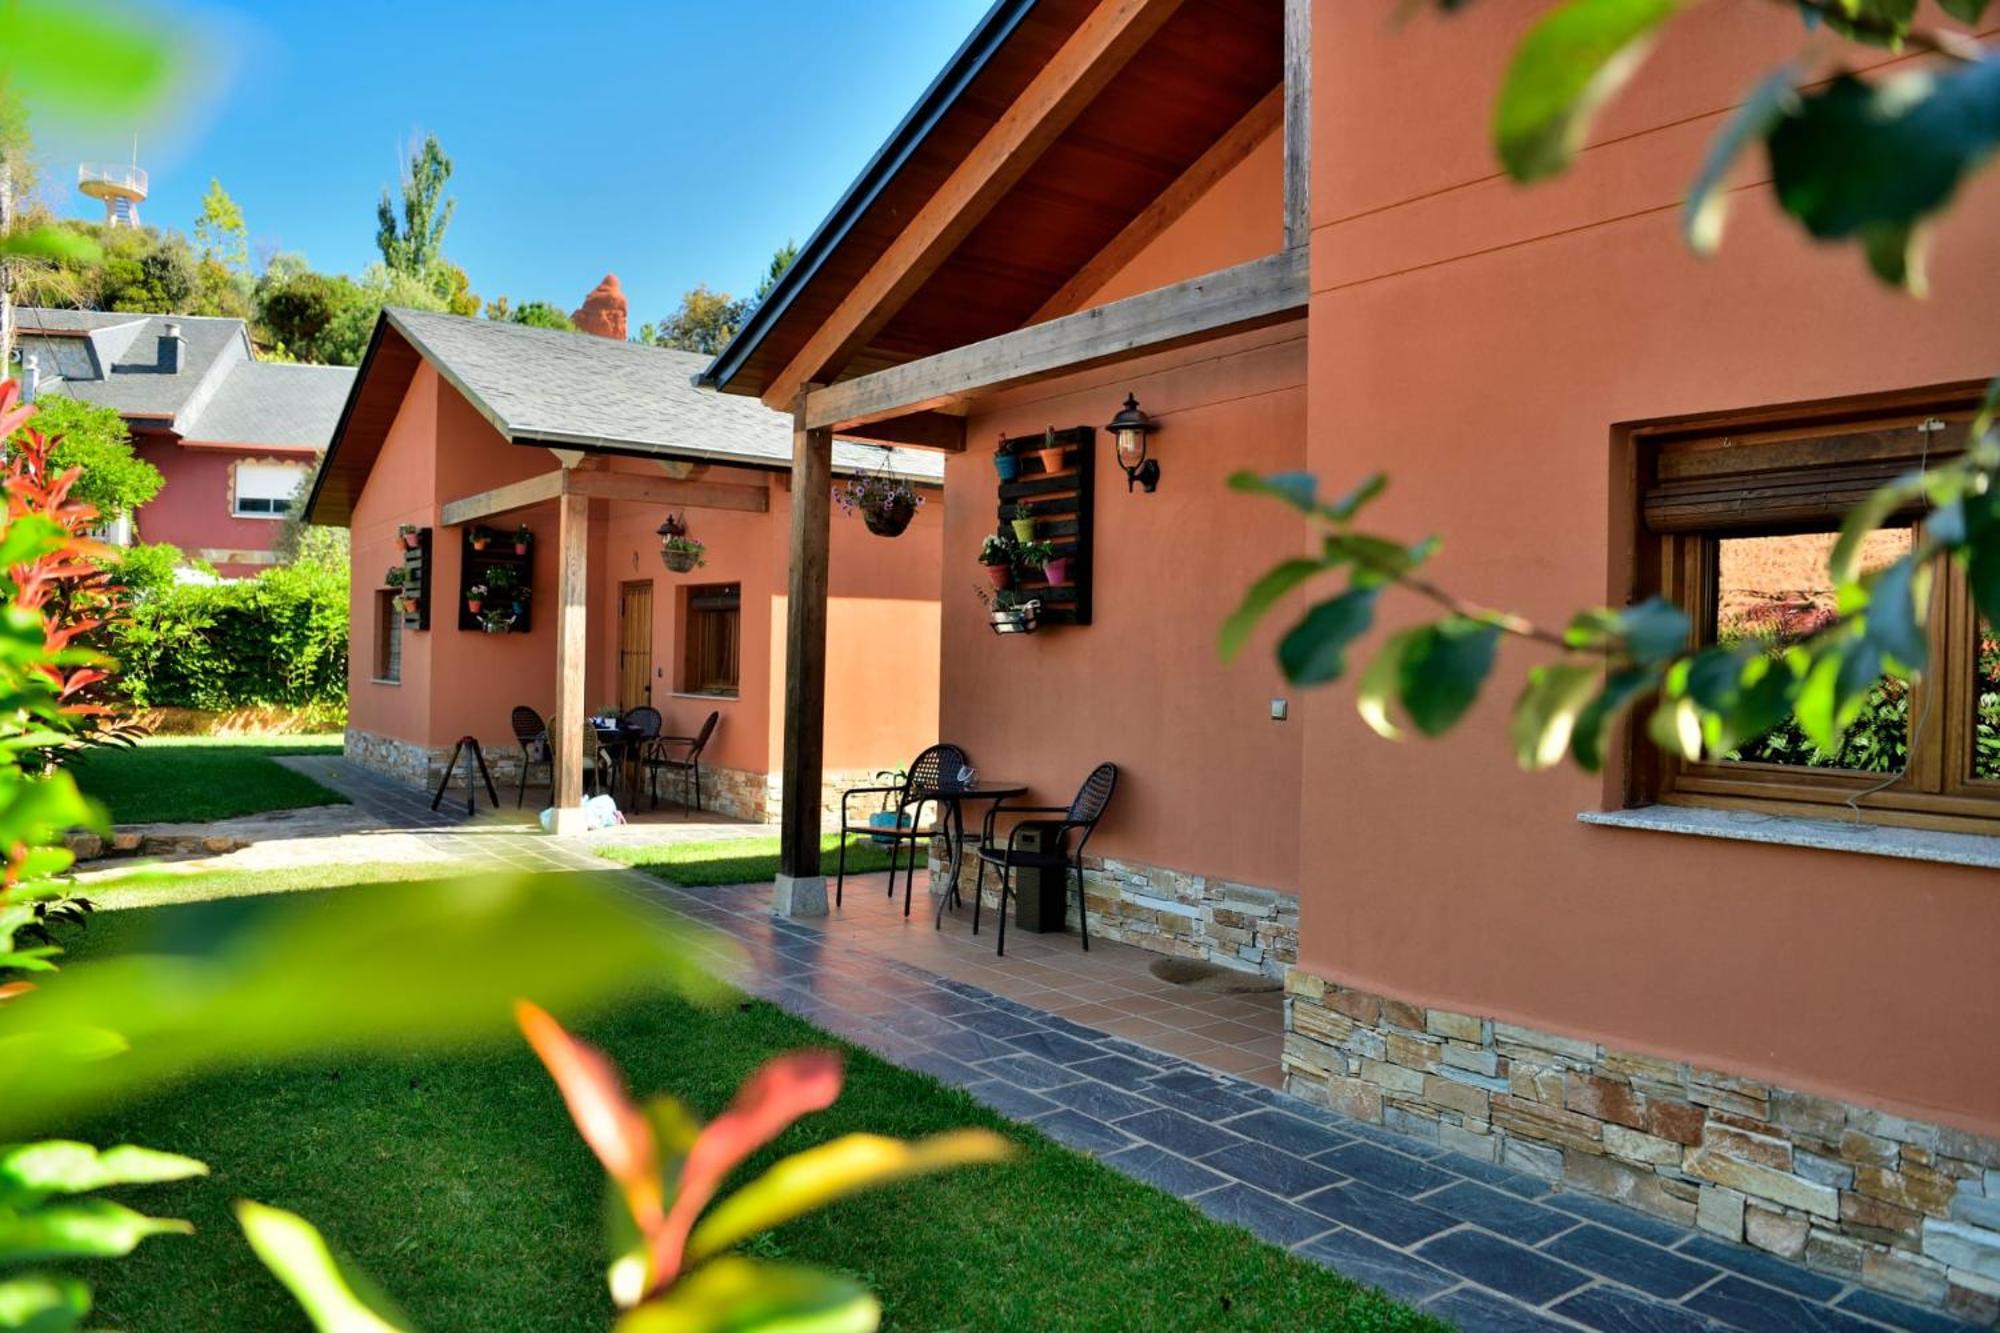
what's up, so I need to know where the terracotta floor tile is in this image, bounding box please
[1142,1028,1236,1060]
[1095,1013,1176,1042]
[1196,1044,1282,1078]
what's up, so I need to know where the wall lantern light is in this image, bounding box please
[658,513,705,573]
[1106,393,1159,492]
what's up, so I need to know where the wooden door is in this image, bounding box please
[617,580,653,712]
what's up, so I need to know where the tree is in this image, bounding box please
[653,283,740,355]
[193,178,247,271]
[256,268,366,364]
[507,300,574,332]
[8,396,162,520]
[376,134,456,277]
[1230,0,2000,778]
[315,263,450,367]
[431,258,479,316]
[753,240,797,304]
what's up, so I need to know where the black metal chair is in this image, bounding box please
[973,762,1117,958]
[834,743,969,914]
[510,705,551,808]
[645,711,719,813]
[624,706,662,741]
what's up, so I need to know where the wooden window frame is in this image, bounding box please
[679,582,740,699]
[372,589,401,684]
[1631,384,2000,836]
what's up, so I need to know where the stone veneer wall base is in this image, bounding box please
[1283,968,2000,1325]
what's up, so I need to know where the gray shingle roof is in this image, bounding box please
[15,308,353,449]
[385,308,943,482]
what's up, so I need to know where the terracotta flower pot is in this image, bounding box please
[514,541,528,555]
[863,493,916,537]
[467,599,483,614]
[400,531,420,550]
[984,562,1013,589]
[472,538,488,552]
[1010,517,1035,544]
[1037,446,1066,474]
[1042,556,1073,586]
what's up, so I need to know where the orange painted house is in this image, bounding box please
[698,0,2000,1317]
[305,299,941,820]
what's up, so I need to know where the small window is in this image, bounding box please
[1636,391,1998,833]
[233,461,309,518]
[681,583,739,697]
[373,590,402,683]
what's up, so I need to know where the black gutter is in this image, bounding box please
[695,0,1039,396]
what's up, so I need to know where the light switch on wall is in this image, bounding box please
[1270,698,1288,721]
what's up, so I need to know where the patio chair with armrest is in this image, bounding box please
[834,743,969,914]
[510,706,551,808]
[973,762,1118,958]
[644,710,719,813]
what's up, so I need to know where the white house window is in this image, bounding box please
[233,462,308,518]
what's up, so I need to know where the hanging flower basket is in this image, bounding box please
[661,539,704,573]
[481,608,518,635]
[835,455,923,539]
[989,599,1040,635]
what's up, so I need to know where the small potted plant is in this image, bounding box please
[385,565,407,589]
[513,524,531,555]
[398,523,421,551]
[1040,545,1073,586]
[974,585,1040,635]
[481,607,517,635]
[1034,427,1066,475]
[511,586,532,617]
[661,532,706,573]
[993,434,1021,482]
[471,525,492,552]
[836,472,923,538]
[466,583,488,615]
[978,533,1017,588]
[396,591,421,616]
[1009,499,1038,545]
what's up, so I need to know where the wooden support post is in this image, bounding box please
[548,488,590,835]
[774,395,833,915]
[1283,0,1312,251]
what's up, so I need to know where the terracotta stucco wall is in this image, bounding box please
[347,364,441,746]
[132,438,303,576]
[1300,0,2000,1134]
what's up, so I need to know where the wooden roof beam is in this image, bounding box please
[761,0,1188,411]
[440,468,767,528]
[803,249,1306,433]
[1284,0,1311,250]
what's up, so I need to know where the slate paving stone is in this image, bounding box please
[1550,1284,1725,1333]
[1004,1029,1108,1066]
[1141,1078,1266,1122]
[901,1050,983,1087]
[1299,1181,1459,1247]
[1221,1108,1353,1157]
[1115,1107,1247,1160]
[977,1053,1076,1091]
[1435,1151,1554,1199]
[1422,1181,1579,1244]
[1097,1038,1179,1067]
[952,1008,1045,1040]
[1297,1227,1460,1303]
[1424,1286,1578,1333]
[1675,1236,1844,1303]
[1200,1140,1348,1199]
[1192,1182,1333,1248]
[1037,1077,1157,1124]
[1339,1120,1451,1158]
[1317,1142,1461,1197]
[1035,1108,1136,1155]
[1416,1228,1594,1307]
[1547,1192,1696,1248]
[926,1028,1023,1063]
[1544,1225,1720,1301]
[1834,1290,1986,1333]
[1686,1275,1884,1333]
[1067,1053,1159,1089]
[1101,1144,1231,1199]
[963,1080,1057,1120]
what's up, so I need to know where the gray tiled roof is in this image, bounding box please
[386,308,943,482]
[15,308,353,449]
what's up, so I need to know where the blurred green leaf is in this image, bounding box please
[0,873,736,1136]
[616,1257,878,1333]
[235,1201,412,1333]
[0,1142,205,1208]
[1570,667,1653,770]
[1815,0,1920,48]
[1687,68,1799,255]
[0,1198,190,1263]
[0,1273,89,1332]
[1219,559,1325,663]
[1494,0,1681,181]
[1226,471,1320,514]
[0,231,99,265]
[0,3,175,122]
[1938,0,1992,22]
[1510,661,1601,769]
[1396,617,1500,736]
[1356,628,1421,741]
[1863,556,1927,671]
[1278,587,1381,686]
[1615,598,1690,666]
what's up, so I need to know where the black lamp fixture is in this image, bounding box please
[1106,392,1159,492]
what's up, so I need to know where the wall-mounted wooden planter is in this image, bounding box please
[401,528,432,631]
[996,426,1094,628]
[458,527,535,632]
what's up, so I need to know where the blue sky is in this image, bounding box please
[35,1,990,325]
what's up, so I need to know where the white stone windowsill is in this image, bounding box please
[369,678,401,687]
[1579,804,2000,870]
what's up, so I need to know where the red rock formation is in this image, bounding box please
[571,274,627,340]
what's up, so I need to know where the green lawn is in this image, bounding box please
[69,735,347,824]
[57,875,1434,1332]
[600,833,906,886]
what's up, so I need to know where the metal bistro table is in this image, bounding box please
[592,720,646,802]
[903,780,1028,929]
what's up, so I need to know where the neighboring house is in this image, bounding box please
[13,308,354,576]
[304,295,942,820]
[700,0,2000,1320]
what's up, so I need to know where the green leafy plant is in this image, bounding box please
[1014,539,1056,570]
[977,534,1016,566]
[384,566,405,588]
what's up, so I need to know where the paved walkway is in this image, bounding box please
[237,761,1976,1333]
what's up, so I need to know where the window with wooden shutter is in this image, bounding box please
[372,590,401,683]
[1634,386,1999,834]
[680,583,740,697]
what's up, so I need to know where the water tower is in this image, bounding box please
[77,151,148,228]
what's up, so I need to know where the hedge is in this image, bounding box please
[109,555,348,711]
